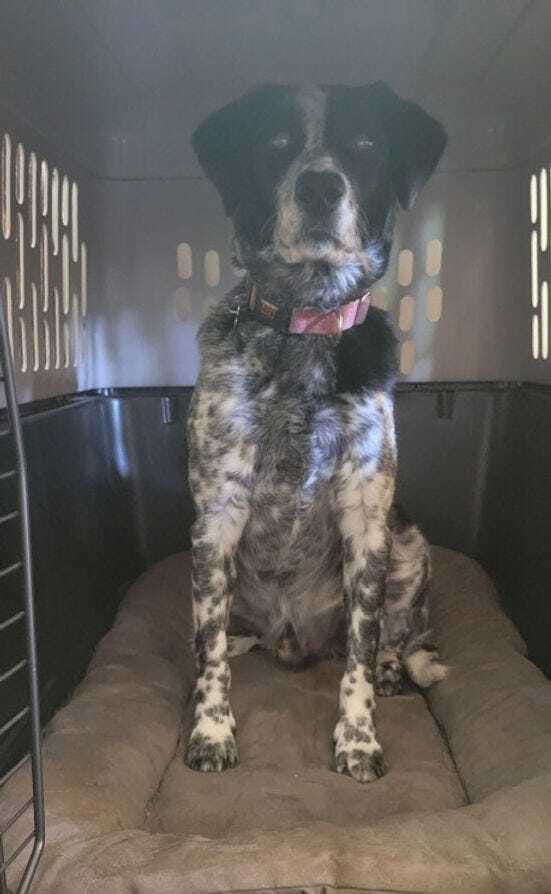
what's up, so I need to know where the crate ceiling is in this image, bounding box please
[0,0,550,176]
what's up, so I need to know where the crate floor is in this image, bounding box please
[4,548,551,893]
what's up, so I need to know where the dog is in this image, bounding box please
[185,83,447,783]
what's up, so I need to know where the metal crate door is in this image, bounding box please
[0,295,45,891]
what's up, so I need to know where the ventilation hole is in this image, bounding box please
[540,167,548,252]
[62,233,69,314]
[400,339,415,375]
[174,285,193,321]
[16,212,25,309]
[61,175,69,226]
[15,143,25,205]
[28,152,37,248]
[19,317,27,372]
[542,281,549,361]
[80,242,87,316]
[532,229,539,308]
[72,295,79,366]
[531,173,538,224]
[426,239,442,277]
[398,295,415,331]
[63,320,70,368]
[532,313,540,360]
[3,277,14,358]
[40,160,48,216]
[177,242,193,279]
[427,286,443,322]
[397,249,414,287]
[54,287,61,369]
[71,182,79,261]
[43,319,51,370]
[31,283,39,371]
[40,223,49,312]
[2,133,12,240]
[51,168,59,255]
[204,249,221,287]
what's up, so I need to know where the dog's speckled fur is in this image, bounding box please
[185,83,447,781]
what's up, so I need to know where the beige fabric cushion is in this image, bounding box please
[4,548,551,893]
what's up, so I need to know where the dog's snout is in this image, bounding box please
[295,170,346,213]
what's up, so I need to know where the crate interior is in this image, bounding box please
[1,0,551,788]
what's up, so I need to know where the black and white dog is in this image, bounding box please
[185,83,447,783]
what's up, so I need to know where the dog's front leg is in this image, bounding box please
[334,393,395,783]
[185,495,252,771]
[184,398,256,772]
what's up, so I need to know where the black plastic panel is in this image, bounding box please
[1,381,549,772]
[510,387,551,675]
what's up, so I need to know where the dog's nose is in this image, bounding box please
[295,170,346,213]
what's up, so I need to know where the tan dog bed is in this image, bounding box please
[4,548,551,893]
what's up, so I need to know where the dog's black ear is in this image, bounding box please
[192,94,248,216]
[370,82,447,210]
[192,85,283,217]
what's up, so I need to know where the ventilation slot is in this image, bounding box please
[398,295,415,332]
[540,167,548,253]
[426,239,442,277]
[533,313,540,360]
[15,143,25,205]
[61,174,69,227]
[19,317,28,372]
[40,223,49,312]
[397,249,414,287]
[16,212,25,309]
[0,132,89,387]
[80,242,87,316]
[530,168,550,361]
[62,233,70,314]
[204,250,221,287]
[40,159,49,216]
[54,287,61,369]
[177,242,193,279]
[28,151,37,248]
[542,281,549,361]
[427,286,443,323]
[31,282,39,372]
[3,277,14,357]
[51,168,59,255]
[2,133,12,239]
[71,181,79,261]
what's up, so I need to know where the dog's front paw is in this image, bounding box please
[333,717,387,783]
[185,715,238,773]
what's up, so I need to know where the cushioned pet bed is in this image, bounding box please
[4,548,551,893]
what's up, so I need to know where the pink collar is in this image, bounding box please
[246,285,371,335]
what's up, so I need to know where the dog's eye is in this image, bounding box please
[269,132,291,150]
[352,136,375,151]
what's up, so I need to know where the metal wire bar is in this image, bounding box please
[0,291,45,892]
[0,469,17,481]
[0,797,33,836]
[0,833,35,875]
[0,837,9,894]
[0,510,19,525]
[0,660,27,685]
[0,755,30,789]
[0,611,24,633]
[0,707,30,738]
[0,561,22,580]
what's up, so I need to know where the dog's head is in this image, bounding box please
[192,83,446,296]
